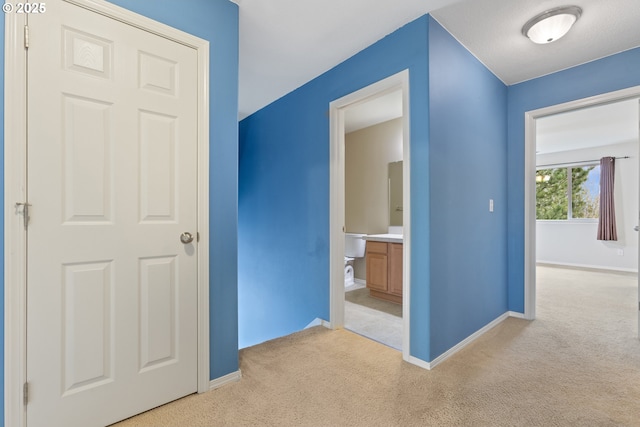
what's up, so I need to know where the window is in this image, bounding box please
[536,164,600,220]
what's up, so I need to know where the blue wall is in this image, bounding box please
[238,16,510,363]
[427,19,508,359]
[239,16,432,351]
[2,1,238,421]
[506,47,640,312]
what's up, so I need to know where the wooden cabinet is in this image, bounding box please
[388,243,403,297]
[366,241,402,304]
[365,242,388,292]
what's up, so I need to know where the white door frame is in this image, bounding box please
[4,1,210,425]
[329,70,411,361]
[523,85,640,320]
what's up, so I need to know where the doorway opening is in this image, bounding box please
[524,86,640,336]
[329,70,411,360]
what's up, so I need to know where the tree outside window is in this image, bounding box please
[536,164,600,220]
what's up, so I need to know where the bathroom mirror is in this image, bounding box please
[388,161,403,226]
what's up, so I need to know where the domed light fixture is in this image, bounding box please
[522,6,582,44]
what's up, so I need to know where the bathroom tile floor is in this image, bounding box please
[344,286,403,351]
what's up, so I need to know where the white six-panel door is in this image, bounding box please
[26,1,199,425]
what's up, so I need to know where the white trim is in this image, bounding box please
[524,85,640,322]
[209,370,242,391]
[354,278,366,286]
[4,1,211,425]
[428,312,510,369]
[428,312,511,370]
[536,260,638,274]
[65,0,206,48]
[304,318,331,329]
[406,312,523,370]
[508,311,526,319]
[4,10,28,427]
[524,111,537,320]
[329,70,411,362]
[195,25,211,396]
[329,97,346,330]
[400,74,412,363]
[407,355,432,370]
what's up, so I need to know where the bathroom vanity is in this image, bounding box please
[363,234,402,304]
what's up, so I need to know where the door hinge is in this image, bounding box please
[197,232,200,242]
[23,382,29,406]
[16,202,31,229]
[24,25,29,49]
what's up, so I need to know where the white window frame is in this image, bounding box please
[535,161,600,222]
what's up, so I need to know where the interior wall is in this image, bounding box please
[1,4,240,418]
[507,47,640,313]
[428,17,508,360]
[536,141,639,272]
[238,15,513,364]
[345,118,403,280]
[238,16,431,352]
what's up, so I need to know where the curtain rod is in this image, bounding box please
[537,156,630,169]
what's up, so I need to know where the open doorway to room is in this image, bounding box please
[342,91,404,350]
[329,71,411,357]
[525,89,640,339]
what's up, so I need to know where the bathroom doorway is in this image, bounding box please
[329,71,411,358]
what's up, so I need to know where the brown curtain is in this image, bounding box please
[597,156,617,241]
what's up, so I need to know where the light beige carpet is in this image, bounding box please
[114,266,640,426]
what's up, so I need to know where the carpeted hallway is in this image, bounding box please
[114,266,640,426]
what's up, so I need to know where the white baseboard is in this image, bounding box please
[305,318,331,329]
[407,311,515,371]
[508,311,526,319]
[354,278,366,286]
[407,355,432,370]
[537,261,638,274]
[429,312,511,369]
[209,370,242,391]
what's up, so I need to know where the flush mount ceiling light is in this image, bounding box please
[522,5,582,44]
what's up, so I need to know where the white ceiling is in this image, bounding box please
[235,0,463,119]
[235,0,640,121]
[536,99,639,154]
[430,0,640,85]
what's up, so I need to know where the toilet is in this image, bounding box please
[344,233,366,287]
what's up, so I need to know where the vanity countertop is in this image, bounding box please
[363,233,403,244]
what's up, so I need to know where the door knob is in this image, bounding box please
[180,232,194,244]
[635,226,639,232]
